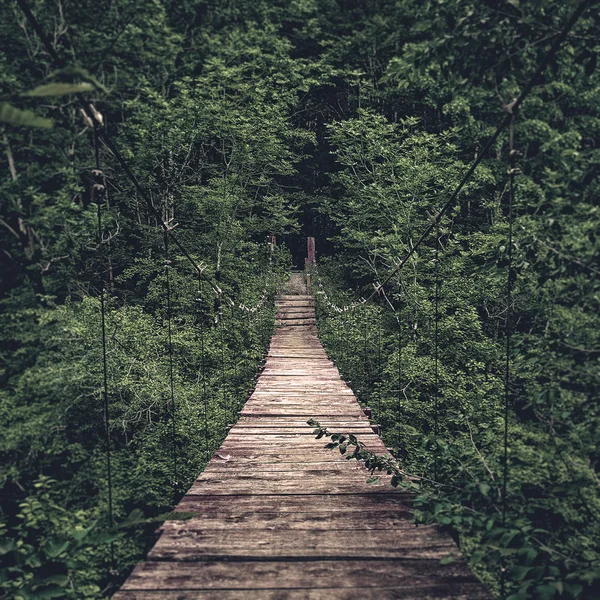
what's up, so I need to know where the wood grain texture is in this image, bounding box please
[113,292,490,599]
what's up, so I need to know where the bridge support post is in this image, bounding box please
[305,237,315,295]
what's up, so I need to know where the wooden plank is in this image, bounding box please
[176,494,413,513]
[115,585,490,599]
[117,559,482,591]
[148,534,456,560]
[156,510,417,528]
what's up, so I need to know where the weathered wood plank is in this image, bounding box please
[156,510,417,528]
[118,559,482,591]
[175,493,413,513]
[115,585,490,600]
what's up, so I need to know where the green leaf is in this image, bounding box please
[478,483,490,496]
[366,476,381,484]
[46,66,109,93]
[42,575,69,587]
[117,508,145,528]
[533,584,557,600]
[26,584,66,598]
[0,538,16,554]
[158,511,196,521]
[439,553,459,565]
[509,565,533,582]
[43,539,70,558]
[0,102,53,129]
[24,83,95,97]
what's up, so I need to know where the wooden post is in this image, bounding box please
[307,237,315,265]
[305,237,315,295]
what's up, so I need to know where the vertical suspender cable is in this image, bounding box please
[231,303,238,413]
[377,310,382,420]
[220,307,227,429]
[434,222,440,481]
[363,307,369,402]
[163,230,177,487]
[199,277,210,458]
[501,112,517,597]
[396,312,402,450]
[94,125,114,540]
[503,117,516,522]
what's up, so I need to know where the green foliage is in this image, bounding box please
[0,103,53,129]
[23,83,96,97]
[1,0,598,597]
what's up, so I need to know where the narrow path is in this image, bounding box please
[115,285,489,598]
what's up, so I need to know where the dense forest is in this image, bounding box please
[1,0,599,598]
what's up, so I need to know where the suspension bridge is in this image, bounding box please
[6,0,596,598]
[113,274,489,599]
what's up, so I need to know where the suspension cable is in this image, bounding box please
[16,0,280,319]
[15,0,221,297]
[361,0,596,304]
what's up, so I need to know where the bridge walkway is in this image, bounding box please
[114,288,489,599]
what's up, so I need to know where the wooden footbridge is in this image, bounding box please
[115,283,489,598]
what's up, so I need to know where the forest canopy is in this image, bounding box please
[1,0,599,598]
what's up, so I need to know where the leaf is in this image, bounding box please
[158,511,196,521]
[71,525,96,542]
[24,83,95,97]
[507,0,520,7]
[478,483,491,496]
[439,552,459,565]
[85,531,122,546]
[26,584,66,598]
[509,565,533,582]
[0,538,16,554]
[0,102,53,129]
[42,575,69,586]
[366,476,381,485]
[43,539,70,558]
[117,508,145,528]
[533,584,557,600]
[46,66,109,93]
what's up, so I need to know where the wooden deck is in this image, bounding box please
[114,293,490,599]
